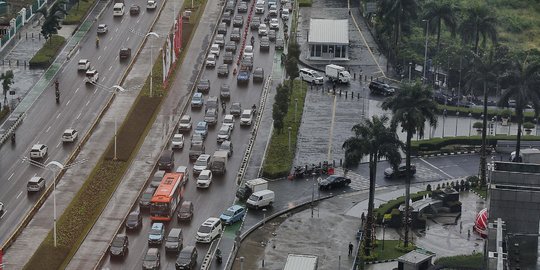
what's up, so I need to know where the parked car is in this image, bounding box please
[175,246,198,270]
[139,187,156,209]
[197,78,211,93]
[125,210,142,230]
[253,67,265,83]
[217,125,232,143]
[369,81,396,96]
[219,140,234,157]
[318,175,351,190]
[220,205,246,225]
[194,121,209,138]
[27,176,45,192]
[217,64,230,77]
[148,222,165,245]
[220,84,231,99]
[196,169,213,188]
[142,248,161,270]
[191,92,204,108]
[62,128,78,142]
[177,201,194,222]
[171,134,184,149]
[384,164,417,178]
[178,115,192,131]
[223,51,234,64]
[109,234,129,257]
[230,102,242,116]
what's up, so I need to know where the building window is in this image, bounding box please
[315,45,321,57]
[335,45,341,58]
[342,45,347,58]
[310,45,315,57]
[322,45,327,53]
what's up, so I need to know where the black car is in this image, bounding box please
[225,0,235,12]
[175,246,198,270]
[230,102,242,117]
[177,201,194,221]
[275,38,284,50]
[384,164,417,178]
[225,41,237,54]
[237,2,248,13]
[197,78,211,93]
[253,67,265,83]
[318,175,351,190]
[139,187,156,209]
[230,28,242,42]
[222,11,232,25]
[233,15,244,27]
[125,210,142,230]
[217,64,230,77]
[143,248,161,270]
[217,22,227,35]
[268,29,276,41]
[250,17,261,30]
[369,81,395,96]
[223,51,234,64]
[109,234,129,257]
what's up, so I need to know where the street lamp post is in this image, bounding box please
[295,98,298,123]
[422,19,429,83]
[382,219,386,250]
[111,85,127,160]
[146,32,159,98]
[442,109,447,137]
[311,172,316,218]
[455,111,460,136]
[408,62,412,82]
[469,112,473,136]
[288,126,292,152]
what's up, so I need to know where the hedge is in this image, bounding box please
[29,35,66,69]
[374,191,430,223]
[411,135,540,152]
[298,0,312,7]
[434,253,483,269]
[437,104,539,122]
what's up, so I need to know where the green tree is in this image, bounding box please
[498,57,540,160]
[1,70,14,102]
[459,3,497,53]
[382,81,438,248]
[464,51,500,187]
[342,115,402,256]
[275,84,289,114]
[423,0,459,54]
[379,0,419,62]
[287,41,301,61]
[285,57,299,85]
[272,103,285,133]
[37,1,67,40]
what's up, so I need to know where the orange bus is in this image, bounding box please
[150,172,185,221]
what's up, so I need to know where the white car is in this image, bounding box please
[269,18,279,29]
[147,0,157,9]
[281,9,290,20]
[196,170,213,188]
[30,144,48,159]
[217,125,232,143]
[244,45,254,58]
[27,176,46,192]
[193,154,211,175]
[269,5,278,16]
[210,44,220,57]
[178,115,192,131]
[171,134,184,149]
[97,24,108,34]
[78,59,90,71]
[206,54,217,68]
[175,165,190,183]
[223,114,235,130]
[85,69,99,84]
[258,24,268,36]
[196,217,222,243]
[240,109,253,126]
[62,128,78,142]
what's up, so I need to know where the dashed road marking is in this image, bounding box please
[66,99,71,106]
[56,113,61,119]
[419,158,454,179]
[46,126,51,133]
[76,112,82,120]
[98,55,102,60]
[8,173,14,181]
[86,100,90,106]
[75,87,79,94]
[16,191,23,199]
[56,142,61,148]
[327,95,337,160]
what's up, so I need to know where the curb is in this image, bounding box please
[415,150,479,158]
[364,258,398,265]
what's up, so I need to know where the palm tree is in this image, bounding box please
[498,57,540,161]
[464,51,500,187]
[379,0,418,63]
[459,3,497,53]
[381,81,438,248]
[342,115,402,256]
[36,1,67,40]
[1,70,14,103]
[423,0,459,54]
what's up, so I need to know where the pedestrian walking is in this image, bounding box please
[348,242,353,256]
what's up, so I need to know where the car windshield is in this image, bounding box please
[150,228,162,235]
[167,236,178,242]
[199,174,209,180]
[173,136,183,142]
[142,192,153,199]
[195,159,207,166]
[223,210,234,216]
[180,206,190,213]
[112,237,124,247]
[232,104,240,110]
[196,124,206,131]
[219,129,228,135]
[178,251,191,259]
[128,213,138,221]
[144,252,157,261]
[248,194,259,201]
[220,144,230,150]
[241,113,250,118]
[198,225,212,233]
[224,118,233,124]
[180,118,189,124]
[245,47,253,53]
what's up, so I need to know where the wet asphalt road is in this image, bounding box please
[99,0,288,268]
[0,1,158,246]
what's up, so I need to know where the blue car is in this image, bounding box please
[194,121,208,138]
[148,222,165,245]
[220,205,246,225]
[237,70,250,84]
[191,92,204,108]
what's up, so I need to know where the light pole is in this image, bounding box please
[422,19,429,83]
[146,32,159,98]
[469,112,473,136]
[23,158,86,247]
[240,256,245,270]
[442,109,447,137]
[382,219,386,250]
[455,111,459,136]
[408,62,412,82]
[288,126,292,152]
[311,172,316,218]
[111,85,127,160]
[493,116,498,135]
[295,98,298,123]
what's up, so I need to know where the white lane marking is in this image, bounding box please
[76,112,82,120]
[109,66,113,71]
[8,173,14,181]
[116,27,119,33]
[127,36,130,41]
[56,142,61,148]
[419,158,454,179]
[16,191,23,199]
[98,55,102,60]
[56,113,61,119]
[86,100,90,106]
[46,126,51,133]
[94,88,98,94]
[137,19,141,24]
[327,95,337,160]
[66,99,71,106]
[75,87,80,94]
[104,46,108,51]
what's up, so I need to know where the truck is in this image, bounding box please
[210,150,228,175]
[283,254,318,270]
[511,148,540,163]
[236,178,268,201]
[325,64,351,84]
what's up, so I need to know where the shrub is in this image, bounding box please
[523,122,535,130]
[29,35,66,69]
[472,122,483,129]
[435,253,483,269]
[374,191,430,223]
[500,109,513,118]
[395,243,416,253]
[298,0,312,7]
[426,184,432,191]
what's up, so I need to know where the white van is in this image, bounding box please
[299,68,324,84]
[196,217,222,243]
[246,189,275,209]
[113,3,125,16]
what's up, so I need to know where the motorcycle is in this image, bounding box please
[96,38,100,48]
[11,133,16,144]
[251,36,255,47]
[215,249,222,264]
[293,166,306,179]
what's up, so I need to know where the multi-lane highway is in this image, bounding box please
[100,0,286,269]
[0,2,162,246]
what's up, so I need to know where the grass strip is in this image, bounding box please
[298,0,312,7]
[262,80,307,178]
[63,0,96,25]
[370,240,410,261]
[28,35,66,69]
[23,0,208,268]
[434,253,483,269]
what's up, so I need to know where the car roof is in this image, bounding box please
[200,170,211,176]
[181,115,190,120]
[193,92,203,98]
[78,59,89,63]
[147,248,159,255]
[173,134,184,138]
[203,217,220,225]
[145,186,156,193]
[224,114,234,119]
[176,165,188,172]
[197,121,207,127]
[98,24,106,27]
[29,176,43,183]
[219,125,230,131]
[151,222,164,229]
[31,144,45,150]
[181,200,193,207]
[115,233,127,239]
[197,154,211,160]
[64,128,76,133]
[228,205,244,211]
[221,140,231,146]
[242,109,252,114]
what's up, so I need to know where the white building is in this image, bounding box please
[307,19,349,61]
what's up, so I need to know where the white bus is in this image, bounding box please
[113,3,125,16]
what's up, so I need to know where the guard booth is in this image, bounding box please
[397,249,434,270]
